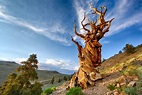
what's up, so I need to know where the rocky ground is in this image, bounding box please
[52,72,122,95]
[52,71,139,95]
[51,46,142,95]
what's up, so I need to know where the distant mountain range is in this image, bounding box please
[0,61,69,86]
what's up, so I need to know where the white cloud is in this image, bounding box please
[38,58,78,74]
[102,40,110,44]
[0,57,77,74]
[73,0,99,45]
[0,5,69,45]
[45,59,69,68]
[74,0,100,31]
[73,65,79,71]
[105,0,142,36]
[74,0,142,37]
[0,57,27,64]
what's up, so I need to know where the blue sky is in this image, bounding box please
[0,0,142,74]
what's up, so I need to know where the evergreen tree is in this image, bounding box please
[64,76,67,81]
[119,50,122,54]
[123,44,135,54]
[58,78,61,83]
[51,77,55,84]
[0,54,42,95]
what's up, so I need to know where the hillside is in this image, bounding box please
[0,61,69,88]
[100,44,142,74]
[52,44,142,95]
[1,45,142,94]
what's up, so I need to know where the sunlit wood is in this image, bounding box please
[69,4,114,89]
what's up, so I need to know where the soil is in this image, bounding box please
[51,46,142,95]
[52,72,121,95]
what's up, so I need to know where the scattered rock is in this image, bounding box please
[113,91,119,95]
[127,81,137,87]
[120,82,126,86]
[116,83,120,88]
[119,91,126,95]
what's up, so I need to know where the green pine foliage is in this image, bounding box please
[124,86,138,95]
[0,54,42,95]
[58,78,61,83]
[51,77,55,84]
[122,65,142,95]
[66,87,84,95]
[64,76,67,81]
[123,44,135,54]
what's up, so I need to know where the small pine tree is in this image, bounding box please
[58,78,61,83]
[0,54,42,95]
[51,77,55,84]
[119,50,122,54]
[64,76,67,81]
[123,44,135,54]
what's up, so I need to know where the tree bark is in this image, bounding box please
[69,4,114,89]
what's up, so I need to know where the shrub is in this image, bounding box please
[124,86,138,95]
[122,66,142,95]
[51,86,56,91]
[43,87,56,95]
[66,87,84,95]
[123,44,135,54]
[64,76,68,81]
[137,67,142,79]
[58,78,61,83]
[51,77,55,84]
[107,84,116,91]
[119,50,122,54]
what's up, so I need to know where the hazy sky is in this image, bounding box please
[0,0,142,74]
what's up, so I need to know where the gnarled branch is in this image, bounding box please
[74,20,85,40]
[97,18,114,40]
[81,13,90,33]
[101,6,107,15]
[87,17,97,33]
[71,36,82,57]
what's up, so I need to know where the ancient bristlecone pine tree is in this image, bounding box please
[69,4,114,89]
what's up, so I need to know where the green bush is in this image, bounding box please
[122,66,142,95]
[107,84,116,91]
[123,44,135,54]
[43,87,56,95]
[137,67,142,79]
[66,87,84,95]
[124,86,138,95]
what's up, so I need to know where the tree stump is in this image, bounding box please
[69,4,114,89]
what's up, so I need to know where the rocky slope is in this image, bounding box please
[52,44,142,95]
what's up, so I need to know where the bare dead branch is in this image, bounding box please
[101,6,107,15]
[81,13,90,33]
[71,36,82,57]
[74,20,85,39]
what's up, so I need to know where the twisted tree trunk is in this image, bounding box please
[69,4,114,89]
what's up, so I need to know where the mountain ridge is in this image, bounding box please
[0,60,69,87]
